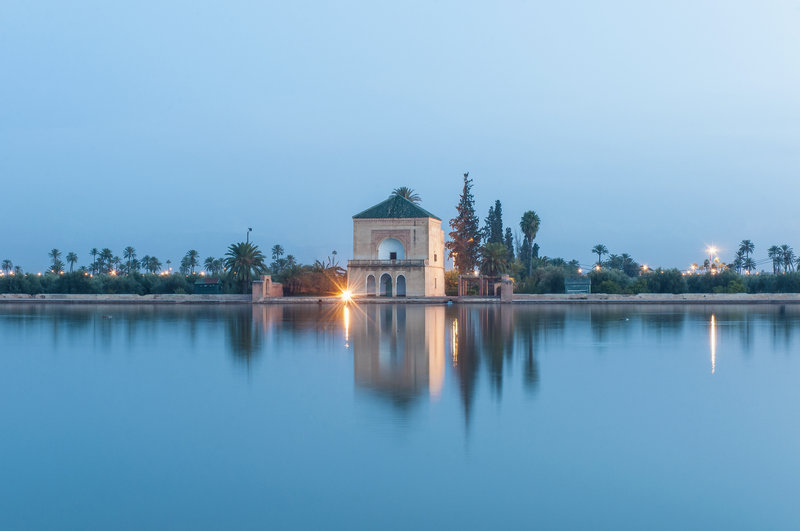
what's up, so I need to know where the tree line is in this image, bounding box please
[0,242,345,296]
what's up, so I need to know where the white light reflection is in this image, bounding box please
[343,306,350,348]
[710,314,716,374]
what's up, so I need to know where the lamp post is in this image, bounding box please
[247,227,252,244]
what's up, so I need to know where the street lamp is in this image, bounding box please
[246,227,253,244]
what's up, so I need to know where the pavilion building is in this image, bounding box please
[347,195,445,297]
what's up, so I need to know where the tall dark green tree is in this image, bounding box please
[483,200,504,244]
[504,227,514,260]
[446,172,482,272]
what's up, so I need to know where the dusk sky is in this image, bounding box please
[3,0,799,271]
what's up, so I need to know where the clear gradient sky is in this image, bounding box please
[2,1,799,272]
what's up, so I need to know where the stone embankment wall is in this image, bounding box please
[512,293,800,304]
[3,293,800,305]
[0,294,251,304]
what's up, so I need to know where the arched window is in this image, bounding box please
[366,274,376,296]
[378,238,405,260]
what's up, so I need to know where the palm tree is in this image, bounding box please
[185,249,199,274]
[768,245,782,274]
[739,240,754,261]
[392,187,421,204]
[520,210,541,276]
[123,246,137,274]
[781,244,795,273]
[271,244,284,261]
[142,256,161,274]
[591,244,608,267]
[99,248,113,274]
[743,257,756,273]
[48,249,64,273]
[204,256,216,273]
[66,252,78,273]
[166,259,172,273]
[479,242,509,276]
[732,251,744,274]
[224,242,267,293]
[89,248,99,274]
[1,259,11,274]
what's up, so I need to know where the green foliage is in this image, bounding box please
[479,242,509,276]
[446,172,482,272]
[391,187,421,204]
[519,211,540,277]
[444,270,459,296]
[0,272,202,295]
[483,200,504,244]
[224,242,267,293]
[504,227,514,259]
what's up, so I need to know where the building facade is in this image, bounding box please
[347,195,445,297]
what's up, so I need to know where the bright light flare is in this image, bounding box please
[340,289,353,303]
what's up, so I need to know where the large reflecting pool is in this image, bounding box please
[2,303,800,530]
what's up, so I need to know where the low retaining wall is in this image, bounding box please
[3,293,800,305]
[0,294,252,304]
[511,293,800,304]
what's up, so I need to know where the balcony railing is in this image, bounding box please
[347,259,427,267]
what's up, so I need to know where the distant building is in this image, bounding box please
[194,277,223,294]
[347,194,445,297]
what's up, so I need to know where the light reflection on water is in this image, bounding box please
[3,303,800,530]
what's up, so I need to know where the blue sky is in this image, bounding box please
[2,0,799,271]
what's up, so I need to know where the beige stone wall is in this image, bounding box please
[353,218,444,261]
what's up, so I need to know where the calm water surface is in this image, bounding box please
[2,303,800,530]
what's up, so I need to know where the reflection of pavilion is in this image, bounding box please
[351,305,445,404]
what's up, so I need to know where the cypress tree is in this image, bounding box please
[504,227,514,259]
[491,200,504,244]
[447,173,482,272]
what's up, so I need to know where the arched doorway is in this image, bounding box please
[396,275,406,297]
[366,274,376,296]
[380,273,392,297]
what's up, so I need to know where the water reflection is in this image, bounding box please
[350,305,445,407]
[5,303,800,416]
[710,314,717,374]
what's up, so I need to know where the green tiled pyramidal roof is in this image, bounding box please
[353,194,441,220]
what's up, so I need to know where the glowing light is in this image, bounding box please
[577,268,582,274]
[340,289,352,303]
[642,264,649,271]
[594,265,601,271]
